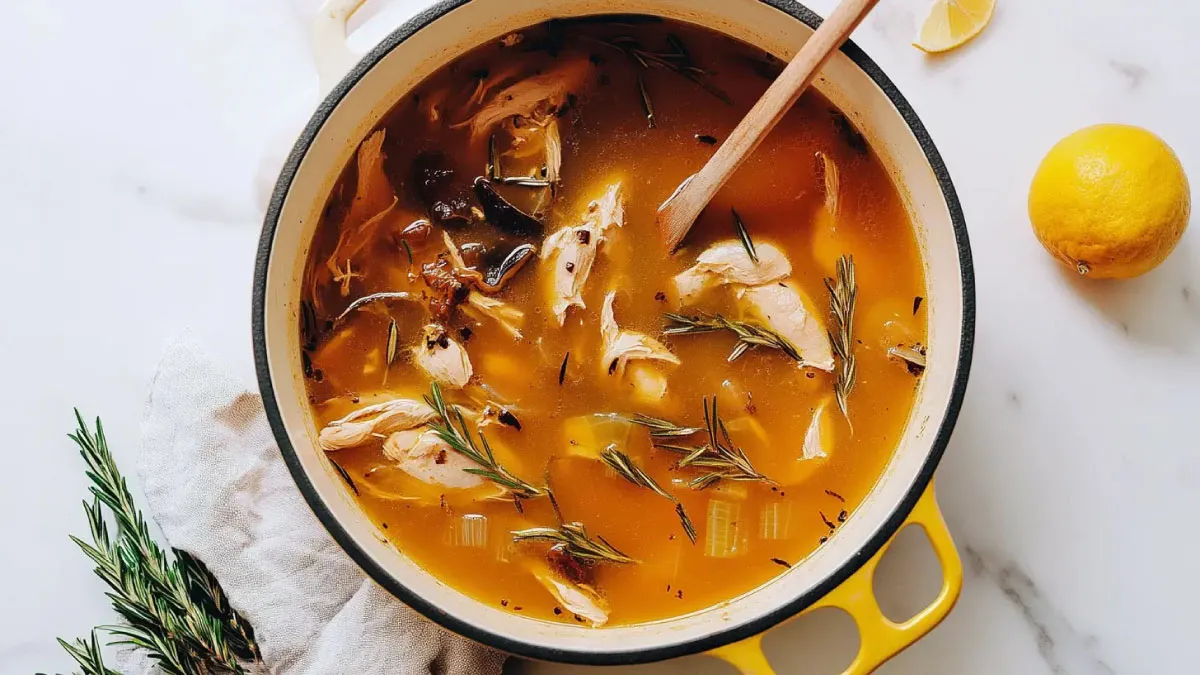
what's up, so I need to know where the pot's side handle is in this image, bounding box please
[312,0,369,95]
[711,482,963,675]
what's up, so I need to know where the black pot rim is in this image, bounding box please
[253,0,976,665]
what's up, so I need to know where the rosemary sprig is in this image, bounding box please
[664,313,802,363]
[385,318,399,367]
[63,412,259,675]
[825,255,857,421]
[602,448,698,544]
[731,208,758,263]
[653,398,773,489]
[594,34,731,129]
[55,630,121,675]
[424,383,542,499]
[512,521,635,565]
[622,413,703,438]
[636,71,655,128]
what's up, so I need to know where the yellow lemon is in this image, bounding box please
[1028,124,1190,279]
[913,0,995,54]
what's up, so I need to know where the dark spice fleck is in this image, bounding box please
[513,607,523,612]
[554,607,563,615]
[381,522,388,529]
[435,450,448,465]
[820,511,836,530]
[330,460,359,496]
[770,558,792,569]
[825,489,846,502]
[459,327,474,343]
[837,510,847,523]
[608,358,619,375]
[312,369,324,383]
[676,589,684,599]
[695,134,718,145]
[558,352,570,385]
[501,599,509,607]
[805,371,815,379]
[819,536,828,544]
[576,229,591,245]
[574,614,584,623]
[498,409,522,430]
[654,291,667,302]
[351,396,360,404]
[913,296,924,315]
[745,392,757,415]
[565,261,575,273]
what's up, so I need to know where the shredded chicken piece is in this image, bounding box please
[318,398,437,451]
[817,151,840,216]
[382,429,485,489]
[628,363,670,405]
[530,561,610,627]
[802,399,833,461]
[413,324,473,388]
[542,184,625,324]
[544,119,563,184]
[600,291,680,377]
[325,130,398,275]
[460,57,592,140]
[737,282,835,371]
[673,240,791,304]
[463,293,525,340]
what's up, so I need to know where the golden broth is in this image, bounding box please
[301,17,926,626]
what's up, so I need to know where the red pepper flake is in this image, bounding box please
[435,450,448,465]
[675,589,684,599]
[501,599,509,607]
[654,291,667,302]
[770,558,792,569]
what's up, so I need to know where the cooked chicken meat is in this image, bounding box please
[382,429,485,489]
[737,282,835,371]
[462,57,592,140]
[318,398,437,451]
[600,291,680,377]
[542,184,625,324]
[413,324,473,388]
[673,240,792,304]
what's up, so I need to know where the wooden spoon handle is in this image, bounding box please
[658,0,880,250]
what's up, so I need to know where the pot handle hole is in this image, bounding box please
[311,0,369,95]
[710,481,963,675]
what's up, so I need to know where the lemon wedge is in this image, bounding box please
[913,0,995,53]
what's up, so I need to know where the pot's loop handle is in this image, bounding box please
[312,0,369,95]
[711,482,962,675]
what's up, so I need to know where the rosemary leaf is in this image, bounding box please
[623,413,703,438]
[385,318,399,367]
[645,399,772,489]
[558,352,569,386]
[675,502,698,544]
[601,448,672,500]
[56,631,121,675]
[731,208,758,263]
[512,522,635,565]
[424,383,542,499]
[825,255,857,421]
[637,70,655,128]
[401,239,414,266]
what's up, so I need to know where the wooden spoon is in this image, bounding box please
[657,0,880,251]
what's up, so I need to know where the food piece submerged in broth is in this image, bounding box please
[301,16,926,628]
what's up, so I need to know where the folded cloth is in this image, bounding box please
[121,337,507,675]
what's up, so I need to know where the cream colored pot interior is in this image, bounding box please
[261,0,965,656]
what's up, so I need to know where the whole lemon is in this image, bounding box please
[1028,124,1190,279]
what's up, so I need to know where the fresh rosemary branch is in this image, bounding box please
[731,208,758,264]
[424,383,542,499]
[825,255,858,421]
[600,448,697,544]
[653,397,773,489]
[54,630,121,675]
[664,313,803,363]
[593,34,731,128]
[512,521,635,565]
[64,411,259,675]
[622,413,703,438]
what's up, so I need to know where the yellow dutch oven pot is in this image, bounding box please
[253,0,974,672]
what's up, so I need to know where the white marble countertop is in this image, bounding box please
[3,0,1198,673]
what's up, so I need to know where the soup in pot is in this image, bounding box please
[299,16,926,627]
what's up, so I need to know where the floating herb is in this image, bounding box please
[401,239,414,266]
[385,318,399,368]
[695,133,718,145]
[334,292,414,324]
[676,503,697,544]
[770,557,792,569]
[623,413,703,438]
[664,313,802,363]
[558,351,570,386]
[424,383,542,499]
[512,521,635,565]
[330,459,360,496]
[637,70,655,128]
[731,208,758,263]
[602,447,673,500]
[913,295,924,315]
[653,397,773,489]
[825,255,858,421]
